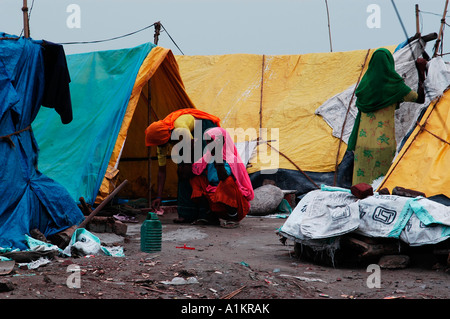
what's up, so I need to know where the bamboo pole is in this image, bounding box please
[147,80,152,209]
[154,21,161,45]
[415,4,420,36]
[146,22,161,208]
[433,0,449,57]
[325,0,333,52]
[22,0,30,38]
[77,180,128,229]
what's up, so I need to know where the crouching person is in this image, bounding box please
[190,127,254,228]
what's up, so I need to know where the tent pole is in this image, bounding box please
[324,0,333,52]
[415,4,420,36]
[433,0,449,57]
[22,0,30,38]
[147,80,152,208]
[154,22,161,45]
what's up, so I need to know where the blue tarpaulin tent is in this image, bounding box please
[0,34,84,250]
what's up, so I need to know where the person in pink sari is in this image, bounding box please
[190,127,254,227]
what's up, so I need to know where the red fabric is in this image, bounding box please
[190,175,249,221]
[192,127,254,201]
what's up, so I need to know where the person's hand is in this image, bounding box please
[215,163,229,181]
[416,58,427,83]
[417,81,425,104]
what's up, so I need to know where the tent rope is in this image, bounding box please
[0,125,31,147]
[333,48,371,185]
[266,142,320,189]
[415,120,450,145]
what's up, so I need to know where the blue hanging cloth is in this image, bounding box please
[0,33,84,250]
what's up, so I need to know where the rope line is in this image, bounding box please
[58,23,157,45]
[58,22,185,55]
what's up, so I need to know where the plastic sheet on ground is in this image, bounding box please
[63,228,124,257]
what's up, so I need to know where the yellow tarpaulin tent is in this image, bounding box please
[378,88,450,198]
[175,50,380,175]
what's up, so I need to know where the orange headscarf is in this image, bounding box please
[145,108,221,146]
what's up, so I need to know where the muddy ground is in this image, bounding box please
[1,205,449,314]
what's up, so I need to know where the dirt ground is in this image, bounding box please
[1,205,449,310]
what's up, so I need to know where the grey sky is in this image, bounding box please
[1,0,449,58]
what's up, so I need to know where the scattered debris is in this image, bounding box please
[280,274,327,283]
[176,244,195,250]
[18,257,51,270]
[0,261,15,275]
[220,285,246,299]
[161,277,199,285]
[379,255,410,269]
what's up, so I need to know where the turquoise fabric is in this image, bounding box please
[207,161,232,186]
[33,43,154,204]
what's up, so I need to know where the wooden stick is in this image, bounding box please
[259,55,265,130]
[77,179,128,229]
[147,79,153,210]
[154,22,161,45]
[433,0,449,57]
[415,4,420,36]
[325,0,333,52]
[220,285,247,299]
[22,0,30,38]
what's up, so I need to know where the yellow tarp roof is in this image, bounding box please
[175,49,387,174]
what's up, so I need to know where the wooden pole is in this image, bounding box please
[259,54,265,131]
[154,21,161,45]
[433,0,449,57]
[22,0,30,38]
[77,180,128,229]
[325,0,333,52]
[415,4,420,36]
[147,79,152,209]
